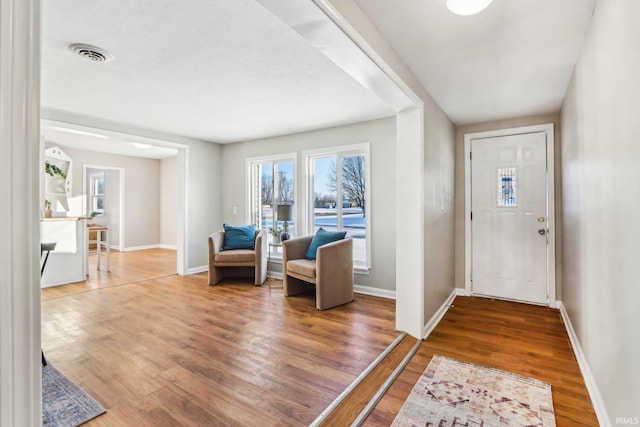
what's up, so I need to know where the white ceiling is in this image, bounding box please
[41,0,596,151]
[41,0,395,145]
[42,126,179,160]
[354,0,595,125]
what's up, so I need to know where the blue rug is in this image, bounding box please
[43,364,106,426]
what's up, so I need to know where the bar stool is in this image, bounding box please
[41,242,56,366]
[88,225,110,271]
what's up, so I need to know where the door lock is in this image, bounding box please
[537,216,545,222]
[538,229,546,235]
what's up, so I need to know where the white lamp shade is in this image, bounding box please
[446,0,494,16]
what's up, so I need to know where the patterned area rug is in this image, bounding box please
[43,364,106,427]
[392,355,556,426]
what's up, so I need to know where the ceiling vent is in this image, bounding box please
[69,43,113,63]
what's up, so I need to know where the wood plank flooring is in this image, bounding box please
[42,252,598,426]
[317,334,418,426]
[363,296,599,426]
[41,248,177,300]
[41,251,398,426]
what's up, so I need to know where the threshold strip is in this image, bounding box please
[309,332,407,427]
[350,338,422,426]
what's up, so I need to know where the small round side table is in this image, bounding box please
[268,242,283,289]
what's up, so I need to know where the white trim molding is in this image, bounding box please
[0,0,42,424]
[187,265,208,275]
[158,244,177,250]
[353,285,395,300]
[557,301,611,427]
[464,123,556,307]
[422,288,457,339]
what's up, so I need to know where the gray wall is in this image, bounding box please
[220,117,397,291]
[49,145,162,249]
[560,0,640,421]
[423,97,456,322]
[453,113,563,297]
[160,156,178,248]
[186,140,222,271]
[85,167,122,248]
[316,0,457,334]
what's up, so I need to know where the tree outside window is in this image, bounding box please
[309,145,369,267]
[249,157,295,245]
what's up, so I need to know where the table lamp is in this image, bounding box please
[277,204,293,241]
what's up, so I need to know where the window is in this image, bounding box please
[497,167,517,207]
[305,143,370,269]
[89,173,105,214]
[248,155,296,246]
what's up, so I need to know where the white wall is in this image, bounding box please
[221,117,396,291]
[48,144,162,248]
[0,0,42,423]
[160,156,178,248]
[561,0,640,422]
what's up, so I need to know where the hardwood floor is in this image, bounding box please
[41,248,177,300]
[42,253,597,426]
[363,296,599,426]
[41,254,398,426]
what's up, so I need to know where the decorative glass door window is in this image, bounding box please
[497,167,517,207]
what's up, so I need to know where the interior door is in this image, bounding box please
[470,131,549,304]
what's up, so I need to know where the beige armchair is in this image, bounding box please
[282,235,353,310]
[208,229,267,285]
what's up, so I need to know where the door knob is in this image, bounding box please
[538,229,546,235]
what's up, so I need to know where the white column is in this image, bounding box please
[395,107,425,338]
[0,0,42,425]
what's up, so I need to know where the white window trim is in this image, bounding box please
[302,142,371,270]
[89,172,105,213]
[246,152,298,233]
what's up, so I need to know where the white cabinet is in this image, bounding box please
[40,218,88,287]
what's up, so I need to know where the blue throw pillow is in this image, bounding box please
[222,224,256,250]
[305,228,347,260]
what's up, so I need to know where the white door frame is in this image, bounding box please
[464,124,556,307]
[83,165,126,249]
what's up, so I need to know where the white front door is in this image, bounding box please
[468,128,553,305]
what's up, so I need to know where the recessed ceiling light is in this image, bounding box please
[69,43,114,62]
[131,143,152,149]
[446,0,494,16]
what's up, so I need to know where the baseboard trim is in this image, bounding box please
[122,244,161,252]
[422,288,457,340]
[158,244,177,250]
[557,301,611,427]
[455,287,470,296]
[187,265,208,275]
[354,285,395,300]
